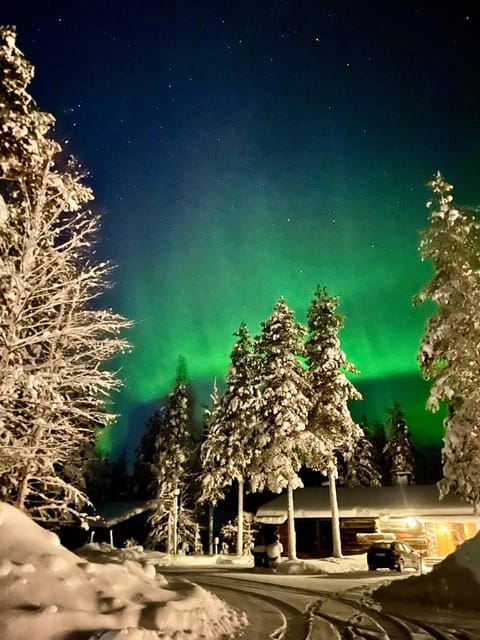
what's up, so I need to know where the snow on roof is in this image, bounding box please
[255,484,477,524]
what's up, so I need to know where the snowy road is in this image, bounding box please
[172,570,480,640]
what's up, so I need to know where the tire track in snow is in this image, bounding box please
[179,573,480,640]
[183,573,310,639]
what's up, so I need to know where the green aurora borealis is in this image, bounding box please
[4,1,480,456]
[105,173,442,452]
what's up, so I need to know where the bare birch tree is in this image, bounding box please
[0,27,130,524]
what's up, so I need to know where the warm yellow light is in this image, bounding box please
[439,525,448,533]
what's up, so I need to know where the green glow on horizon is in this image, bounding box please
[104,173,444,453]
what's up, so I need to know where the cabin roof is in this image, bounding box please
[87,500,150,528]
[255,484,478,524]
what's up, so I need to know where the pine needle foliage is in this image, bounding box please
[199,323,259,502]
[305,286,362,458]
[416,172,480,509]
[133,409,163,499]
[145,359,197,552]
[339,431,382,487]
[251,298,314,494]
[383,402,416,485]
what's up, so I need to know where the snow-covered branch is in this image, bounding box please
[0,27,131,524]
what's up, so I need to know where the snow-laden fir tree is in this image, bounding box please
[133,408,164,499]
[252,298,320,560]
[383,402,416,485]
[85,451,117,504]
[345,418,382,486]
[220,513,255,555]
[338,428,382,487]
[199,323,260,555]
[198,380,224,554]
[0,27,131,524]
[106,449,132,499]
[305,286,362,557]
[368,420,388,484]
[416,172,480,510]
[146,358,197,553]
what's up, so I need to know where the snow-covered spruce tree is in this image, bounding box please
[0,28,130,524]
[146,358,197,553]
[305,286,362,557]
[338,428,382,487]
[198,323,259,555]
[198,381,225,554]
[252,298,320,560]
[368,420,389,484]
[383,402,416,485]
[133,408,164,499]
[106,449,132,499]
[416,172,480,510]
[220,513,255,555]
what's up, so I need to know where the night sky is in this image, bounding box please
[2,1,479,455]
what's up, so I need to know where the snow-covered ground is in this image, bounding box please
[2,499,479,639]
[76,544,368,575]
[0,502,247,640]
[375,529,480,613]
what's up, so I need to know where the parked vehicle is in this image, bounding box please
[367,541,421,572]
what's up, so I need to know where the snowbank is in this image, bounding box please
[76,543,254,568]
[275,554,368,575]
[0,502,247,640]
[374,530,480,612]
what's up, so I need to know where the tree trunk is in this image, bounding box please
[16,468,31,512]
[16,424,44,511]
[328,458,342,558]
[167,511,173,554]
[172,490,179,554]
[208,503,214,554]
[287,480,297,560]
[236,477,244,556]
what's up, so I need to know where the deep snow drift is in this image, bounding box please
[2,499,480,640]
[0,501,246,640]
[375,530,480,612]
